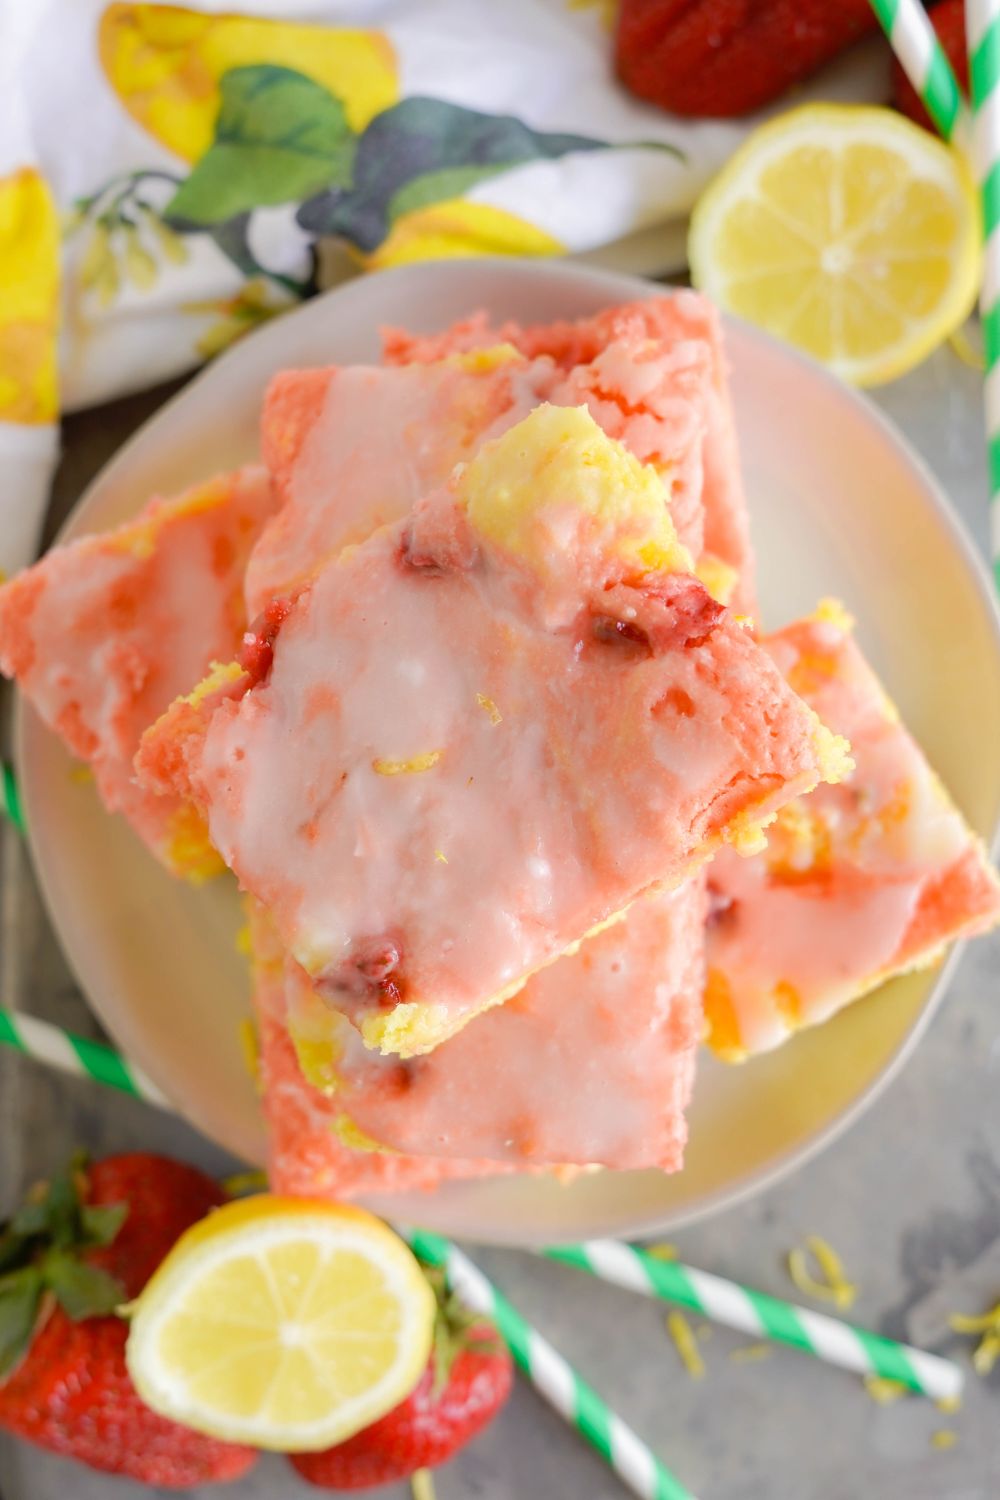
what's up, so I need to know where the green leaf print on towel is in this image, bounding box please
[167,65,356,225]
[295,96,627,252]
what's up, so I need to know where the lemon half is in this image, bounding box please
[125,1196,434,1451]
[689,104,981,386]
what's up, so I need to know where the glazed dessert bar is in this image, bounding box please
[383,289,754,613]
[249,906,511,1198]
[249,332,719,614]
[275,880,705,1173]
[0,466,275,877]
[705,603,1000,1058]
[138,406,846,1055]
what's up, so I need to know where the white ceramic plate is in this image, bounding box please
[18,259,1000,1245]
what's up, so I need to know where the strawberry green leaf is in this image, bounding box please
[0,1222,35,1274]
[0,1268,43,1381]
[167,65,355,226]
[43,1251,125,1322]
[42,1166,83,1251]
[7,1200,50,1239]
[80,1202,128,1249]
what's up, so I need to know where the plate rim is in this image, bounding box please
[18,256,1000,1242]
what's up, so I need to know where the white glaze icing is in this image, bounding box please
[143,410,836,1053]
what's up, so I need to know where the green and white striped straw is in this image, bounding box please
[868,0,967,142]
[406,1228,696,1500]
[967,0,1000,589]
[545,1240,962,1403]
[0,1007,168,1109]
[1,759,23,830]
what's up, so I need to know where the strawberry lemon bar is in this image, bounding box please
[248,906,510,1198]
[705,604,1000,1059]
[138,406,846,1055]
[0,467,275,877]
[383,291,754,612]
[249,334,717,614]
[246,348,552,615]
[275,880,705,1173]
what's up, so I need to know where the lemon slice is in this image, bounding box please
[125,1196,435,1451]
[689,104,981,386]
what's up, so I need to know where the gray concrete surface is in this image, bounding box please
[2,340,999,1499]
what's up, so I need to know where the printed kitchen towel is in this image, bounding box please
[0,0,888,574]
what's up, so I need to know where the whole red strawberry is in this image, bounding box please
[893,0,969,130]
[290,1266,512,1489]
[0,1152,257,1487]
[615,0,879,118]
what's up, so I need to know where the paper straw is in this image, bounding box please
[1,760,24,830]
[545,1241,963,1403]
[406,1228,696,1500]
[0,1007,169,1109]
[868,0,967,141]
[967,0,1000,589]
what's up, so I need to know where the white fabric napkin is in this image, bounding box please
[0,0,890,576]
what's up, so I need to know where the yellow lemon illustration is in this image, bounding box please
[99,3,398,163]
[364,200,564,270]
[0,169,59,425]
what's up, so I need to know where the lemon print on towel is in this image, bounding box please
[92,3,663,282]
[364,201,563,269]
[89,5,678,321]
[159,80,603,268]
[0,168,59,425]
[99,3,397,161]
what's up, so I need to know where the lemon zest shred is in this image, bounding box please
[644,1242,679,1261]
[863,1375,907,1405]
[787,1235,857,1309]
[813,597,854,633]
[947,1300,1000,1334]
[666,1311,705,1379]
[931,1430,958,1450]
[445,344,521,374]
[476,692,503,725]
[333,1115,399,1155]
[237,1018,259,1089]
[373,750,443,776]
[434,849,448,864]
[729,1343,772,1364]
[222,1169,268,1198]
[234,923,252,959]
[68,765,94,786]
[936,1393,962,1414]
[973,1330,1000,1376]
[948,1300,1000,1376]
[411,1470,438,1500]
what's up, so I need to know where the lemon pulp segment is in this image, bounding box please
[126,1196,435,1451]
[689,105,980,386]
